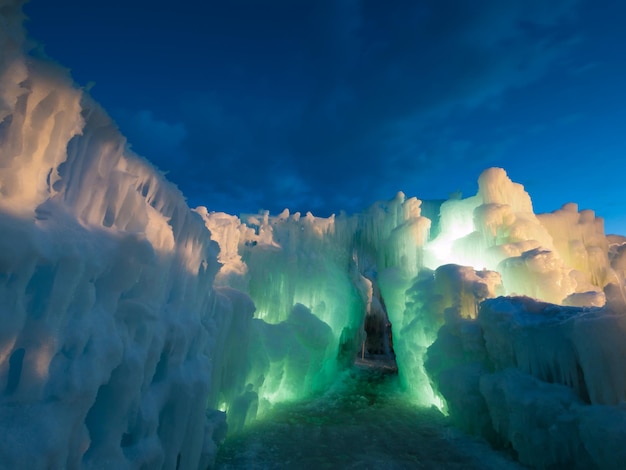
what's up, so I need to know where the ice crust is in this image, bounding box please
[2,1,626,468]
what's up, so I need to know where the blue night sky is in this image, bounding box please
[23,0,626,233]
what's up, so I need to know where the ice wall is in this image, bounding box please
[0,4,251,466]
[197,193,437,410]
[198,164,626,468]
[380,264,502,406]
[198,209,357,414]
[199,195,435,413]
[201,168,624,414]
[426,294,626,469]
[360,169,620,407]
[419,176,626,467]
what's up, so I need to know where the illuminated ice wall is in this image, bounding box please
[199,193,435,414]
[0,4,249,466]
[200,166,626,469]
[201,165,623,416]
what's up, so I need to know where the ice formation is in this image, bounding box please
[0,2,245,467]
[1,1,626,469]
[426,296,626,469]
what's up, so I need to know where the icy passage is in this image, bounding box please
[3,2,626,468]
[215,365,522,469]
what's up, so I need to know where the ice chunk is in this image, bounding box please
[480,369,594,469]
[427,294,626,468]
[538,203,611,288]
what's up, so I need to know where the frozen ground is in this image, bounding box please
[215,365,523,469]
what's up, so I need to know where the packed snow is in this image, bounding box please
[1,0,626,468]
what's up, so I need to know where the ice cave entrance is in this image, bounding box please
[356,299,398,374]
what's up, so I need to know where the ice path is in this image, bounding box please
[215,365,523,469]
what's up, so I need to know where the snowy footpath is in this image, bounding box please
[215,366,522,469]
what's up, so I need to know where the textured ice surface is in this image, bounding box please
[427,294,626,469]
[0,4,243,466]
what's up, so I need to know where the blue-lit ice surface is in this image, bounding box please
[1,1,626,468]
